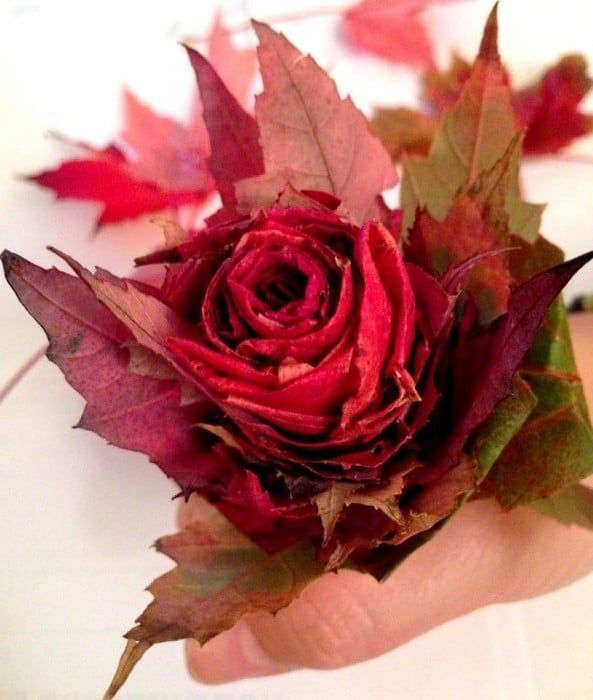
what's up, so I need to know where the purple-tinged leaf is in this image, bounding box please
[428,250,593,481]
[186,47,264,210]
[1,251,230,493]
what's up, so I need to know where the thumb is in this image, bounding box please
[185,497,593,683]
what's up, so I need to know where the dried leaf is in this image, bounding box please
[186,46,264,210]
[370,107,437,161]
[343,0,458,67]
[104,502,323,698]
[433,250,593,477]
[514,54,593,154]
[401,6,540,240]
[236,22,396,224]
[473,374,537,479]
[313,482,360,543]
[0,251,228,493]
[485,298,593,507]
[421,52,593,156]
[28,157,209,226]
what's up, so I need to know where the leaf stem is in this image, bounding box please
[0,344,47,404]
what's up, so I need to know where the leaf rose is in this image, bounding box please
[3,8,593,696]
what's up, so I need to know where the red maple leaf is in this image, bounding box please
[28,16,257,227]
[342,0,461,67]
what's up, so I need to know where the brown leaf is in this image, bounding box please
[370,107,437,161]
[236,22,396,224]
[313,481,360,544]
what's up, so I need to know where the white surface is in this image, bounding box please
[1,0,593,698]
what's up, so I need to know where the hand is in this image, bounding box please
[181,314,593,684]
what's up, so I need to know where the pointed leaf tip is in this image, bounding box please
[1,249,19,276]
[479,4,500,62]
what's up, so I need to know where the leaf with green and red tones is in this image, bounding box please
[406,195,512,323]
[236,22,396,225]
[370,107,437,162]
[483,294,593,507]
[429,249,593,481]
[401,7,543,245]
[375,50,593,166]
[475,233,593,508]
[342,0,461,67]
[104,499,324,700]
[401,7,519,230]
[28,16,260,227]
[426,53,593,156]
[384,53,592,160]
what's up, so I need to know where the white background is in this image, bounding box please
[1,0,593,698]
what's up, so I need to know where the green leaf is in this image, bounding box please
[484,296,593,507]
[531,483,593,531]
[104,501,323,699]
[473,375,537,479]
[401,6,542,241]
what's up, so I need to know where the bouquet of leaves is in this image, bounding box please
[3,6,593,697]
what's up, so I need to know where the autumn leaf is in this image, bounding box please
[400,5,543,247]
[186,47,264,211]
[370,107,437,161]
[515,54,593,154]
[28,15,258,227]
[406,195,512,322]
[431,250,593,478]
[484,296,593,507]
[313,482,360,544]
[376,52,593,163]
[401,7,515,229]
[104,500,323,699]
[342,0,461,67]
[236,21,396,225]
[0,251,233,494]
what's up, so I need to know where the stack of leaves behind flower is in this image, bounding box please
[3,6,593,697]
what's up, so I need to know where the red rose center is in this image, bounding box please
[254,264,308,310]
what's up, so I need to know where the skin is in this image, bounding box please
[180,313,593,684]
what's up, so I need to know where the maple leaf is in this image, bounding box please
[28,16,258,227]
[375,52,593,162]
[400,5,543,240]
[430,249,593,480]
[342,0,460,67]
[236,21,396,225]
[186,47,264,211]
[104,499,323,698]
[0,251,233,493]
[514,54,593,154]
